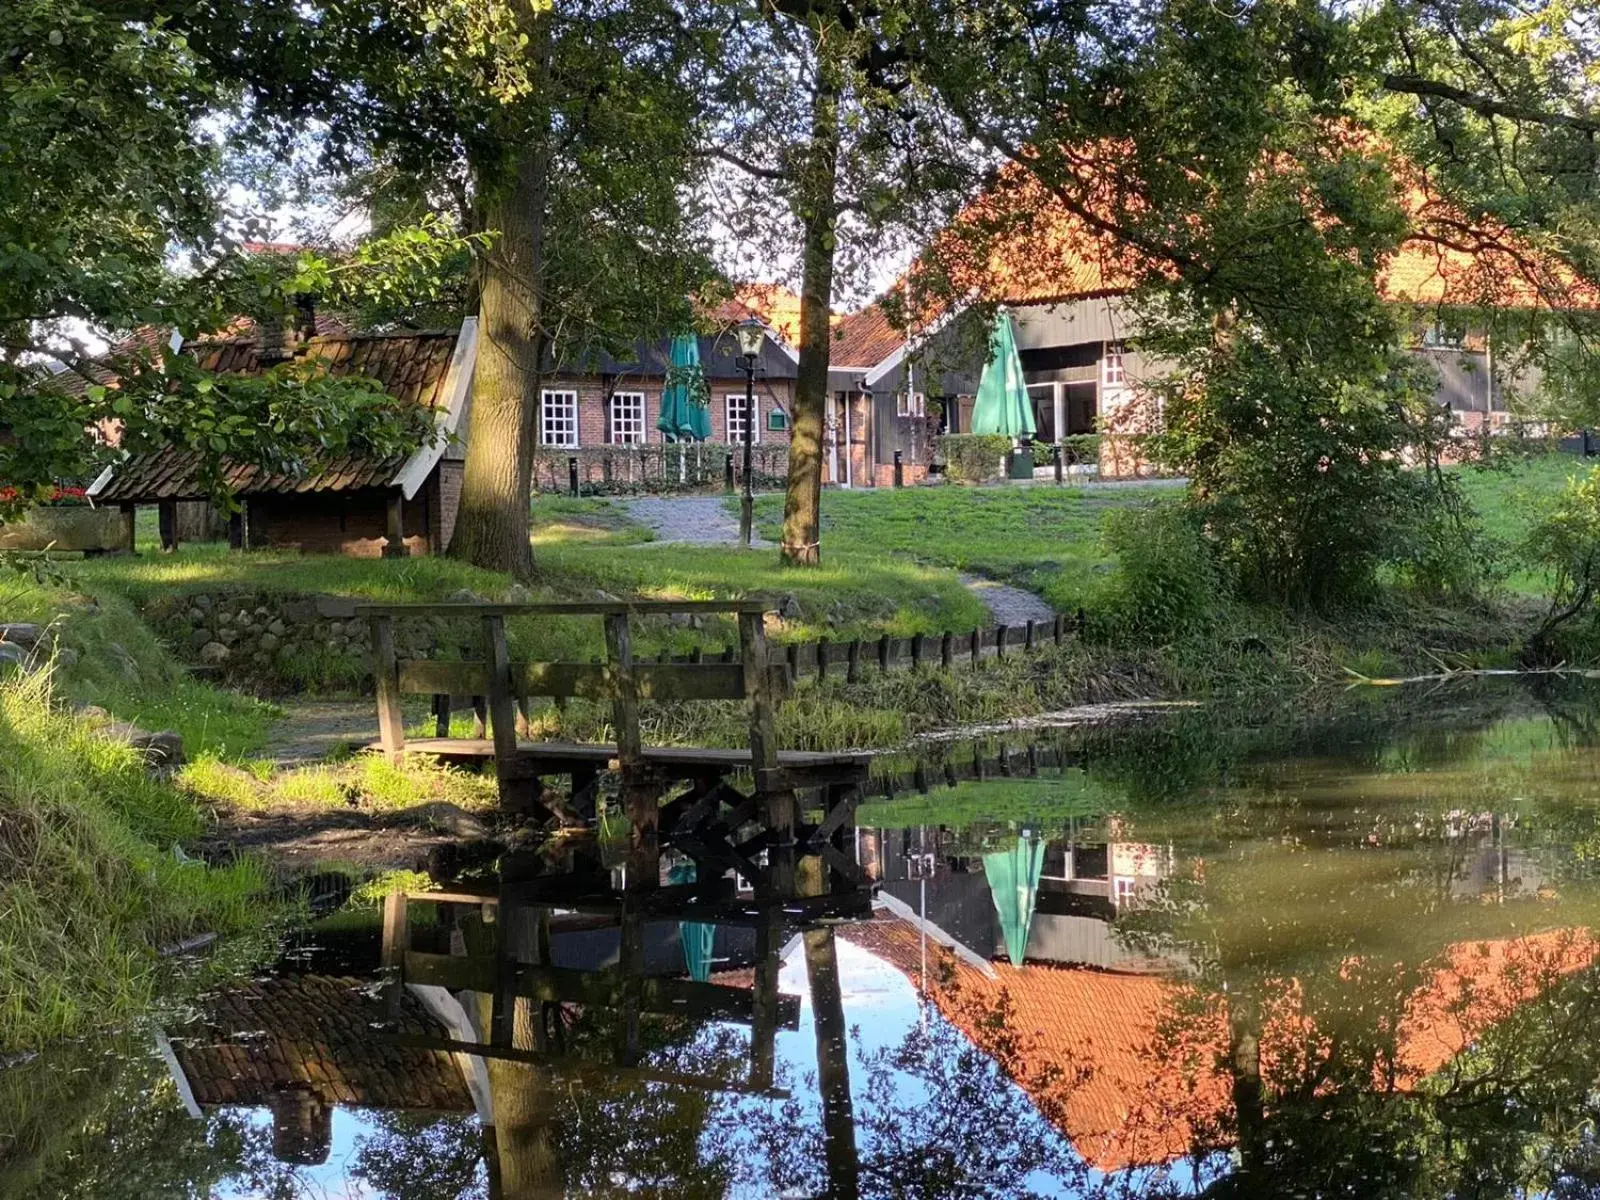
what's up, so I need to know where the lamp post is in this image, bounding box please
[735,317,764,547]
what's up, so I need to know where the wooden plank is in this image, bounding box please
[402,951,801,1027]
[396,659,745,702]
[846,639,861,683]
[377,738,869,769]
[354,599,773,618]
[381,891,408,1016]
[370,615,405,759]
[384,1033,792,1098]
[739,612,778,773]
[482,614,519,768]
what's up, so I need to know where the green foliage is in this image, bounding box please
[1093,503,1221,642]
[936,434,1014,485]
[0,672,269,1049]
[1522,465,1600,661]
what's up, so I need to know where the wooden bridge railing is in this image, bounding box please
[355,599,788,772]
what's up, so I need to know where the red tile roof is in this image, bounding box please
[92,329,462,502]
[708,283,808,348]
[829,305,908,370]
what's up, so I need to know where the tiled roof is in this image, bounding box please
[167,973,473,1112]
[829,306,908,370]
[833,152,1600,373]
[92,329,462,502]
[844,914,1599,1174]
[708,283,808,349]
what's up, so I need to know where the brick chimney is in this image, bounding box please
[257,294,318,366]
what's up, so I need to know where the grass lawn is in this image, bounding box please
[1451,453,1592,595]
[753,483,1175,611]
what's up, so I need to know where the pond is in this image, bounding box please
[9,680,1600,1198]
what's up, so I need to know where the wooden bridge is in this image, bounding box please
[359,599,871,887]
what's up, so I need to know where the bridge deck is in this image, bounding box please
[375,737,870,773]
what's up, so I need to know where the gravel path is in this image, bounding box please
[621,495,773,548]
[959,573,1056,626]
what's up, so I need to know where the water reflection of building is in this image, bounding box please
[861,824,1172,972]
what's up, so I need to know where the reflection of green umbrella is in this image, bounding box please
[983,830,1045,967]
[971,312,1035,438]
[667,863,716,982]
[657,335,712,442]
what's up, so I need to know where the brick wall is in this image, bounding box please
[431,460,463,552]
[538,375,795,449]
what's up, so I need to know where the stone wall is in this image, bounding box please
[148,590,459,688]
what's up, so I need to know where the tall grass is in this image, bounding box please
[0,671,268,1050]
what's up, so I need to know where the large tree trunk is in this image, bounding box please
[449,11,551,579]
[780,55,842,567]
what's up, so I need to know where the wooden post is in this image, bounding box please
[370,615,404,761]
[996,624,1009,659]
[816,638,829,681]
[1025,619,1036,652]
[432,693,450,738]
[750,910,781,1089]
[482,614,518,768]
[786,643,800,683]
[604,612,642,767]
[877,634,892,674]
[911,633,925,672]
[846,639,861,683]
[227,509,242,551]
[119,503,136,553]
[1053,613,1064,645]
[970,628,981,666]
[471,697,487,740]
[158,499,178,552]
[940,631,954,670]
[380,890,408,1017]
[739,610,778,779]
[384,490,407,558]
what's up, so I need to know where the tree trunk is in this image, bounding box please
[780,53,842,567]
[449,11,551,579]
[799,856,859,1198]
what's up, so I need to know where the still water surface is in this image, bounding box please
[10,683,1600,1198]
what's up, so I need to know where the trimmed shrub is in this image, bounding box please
[938,434,1013,485]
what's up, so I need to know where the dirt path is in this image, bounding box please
[261,699,381,765]
[958,573,1056,625]
[621,495,774,548]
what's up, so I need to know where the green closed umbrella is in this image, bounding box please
[971,311,1036,439]
[983,829,1045,967]
[657,335,713,442]
[667,862,716,982]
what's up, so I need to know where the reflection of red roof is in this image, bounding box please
[846,915,1599,1174]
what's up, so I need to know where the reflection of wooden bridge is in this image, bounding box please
[359,599,871,871]
[379,836,873,1097]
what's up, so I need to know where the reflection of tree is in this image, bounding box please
[350,1111,487,1200]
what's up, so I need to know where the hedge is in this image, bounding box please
[937,434,1013,485]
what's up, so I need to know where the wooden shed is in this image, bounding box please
[87,319,479,556]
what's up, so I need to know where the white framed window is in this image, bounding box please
[1114,876,1137,905]
[725,392,760,444]
[540,389,579,447]
[897,391,926,417]
[608,391,646,444]
[1102,343,1127,387]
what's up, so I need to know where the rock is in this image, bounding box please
[199,641,230,665]
[395,801,491,840]
[216,611,234,627]
[592,589,621,603]
[192,594,212,612]
[314,595,358,619]
[255,606,271,618]
[218,626,240,645]
[325,621,344,638]
[0,623,44,648]
[190,627,215,648]
[778,594,803,620]
[103,722,185,770]
[0,643,28,671]
[267,618,287,637]
[185,608,207,626]
[75,704,111,722]
[54,647,79,670]
[445,588,483,604]
[504,583,534,604]
[283,599,316,622]
[258,632,280,652]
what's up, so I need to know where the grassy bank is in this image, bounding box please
[0,671,270,1049]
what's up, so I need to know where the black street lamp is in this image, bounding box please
[735,317,764,547]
